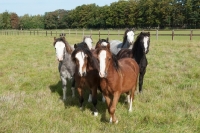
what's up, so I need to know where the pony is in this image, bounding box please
[94,42,139,123]
[117,32,150,92]
[109,28,135,55]
[71,42,101,116]
[53,36,76,101]
[83,35,93,50]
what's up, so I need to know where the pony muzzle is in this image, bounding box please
[99,71,107,78]
[78,72,87,77]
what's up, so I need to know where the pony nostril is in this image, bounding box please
[105,72,107,78]
[83,72,86,76]
[78,72,82,77]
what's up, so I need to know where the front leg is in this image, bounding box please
[91,88,98,116]
[61,76,67,101]
[77,87,84,110]
[109,92,120,124]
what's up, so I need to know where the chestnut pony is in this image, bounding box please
[94,41,139,124]
[71,42,100,116]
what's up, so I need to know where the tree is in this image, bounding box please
[2,11,11,29]
[10,13,19,29]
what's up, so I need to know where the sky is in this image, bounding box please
[0,0,118,16]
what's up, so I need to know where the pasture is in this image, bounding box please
[0,31,200,133]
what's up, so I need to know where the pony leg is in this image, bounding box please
[110,92,120,124]
[88,90,92,102]
[128,92,135,112]
[139,67,146,92]
[77,87,84,110]
[61,76,67,101]
[71,78,75,97]
[91,88,98,116]
[102,94,106,102]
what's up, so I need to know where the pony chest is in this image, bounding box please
[100,78,116,94]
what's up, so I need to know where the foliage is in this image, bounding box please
[0,0,200,29]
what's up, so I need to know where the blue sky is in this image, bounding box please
[0,0,118,16]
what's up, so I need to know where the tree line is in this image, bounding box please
[0,0,199,30]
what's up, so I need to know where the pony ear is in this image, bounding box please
[107,43,110,50]
[54,37,56,41]
[83,43,88,48]
[106,37,109,42]
[74,44,77,49]
[95,42,101,49]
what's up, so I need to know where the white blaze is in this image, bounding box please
[55,42,65,61]
[99,50,107,78]
[75,51,86,76]
[127,31,134,44]
[143,36,149,53]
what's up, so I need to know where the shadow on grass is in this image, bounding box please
[49,81,130,123]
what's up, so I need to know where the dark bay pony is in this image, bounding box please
[109,28,135,55]
[94,42,139,124]
[71,42,101,116]
[117,32,150,92]
[53,36,75,101]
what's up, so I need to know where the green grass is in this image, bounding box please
[0,33,200,133]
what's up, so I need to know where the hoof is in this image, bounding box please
[114,120,119,124]
[88,94,92,102]
[109,118,118,124]
[93,112,98,116]
[128,109,132,112]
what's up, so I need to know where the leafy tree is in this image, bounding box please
[2,11,11,29]
[10,13,19,29]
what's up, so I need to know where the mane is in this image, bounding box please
[122,28,134,47]
[132,32,150,64]
[53,37,73,54]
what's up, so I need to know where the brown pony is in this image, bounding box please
[94,42,139,124]
[71,42,101,116]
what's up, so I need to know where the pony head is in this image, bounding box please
[53,37,72,62]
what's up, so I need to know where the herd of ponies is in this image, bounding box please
[53,29,150,123]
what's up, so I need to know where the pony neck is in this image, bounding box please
[132,41,146,64]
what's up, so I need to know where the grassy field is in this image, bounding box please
[0,32,200,133]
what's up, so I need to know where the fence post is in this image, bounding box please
[83,29,84,37]
[172,30,174,40]
[51,31,52,36]
[118,30,119,38]
[30,31,31,35]
[156,30,158,40]
[108,30,110,39]
[90,30,92,36]
[76,30,77,37]
[190,30,193,40]
[46,31,47,36]
[69,29,70,36]
[99,30,100,40]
